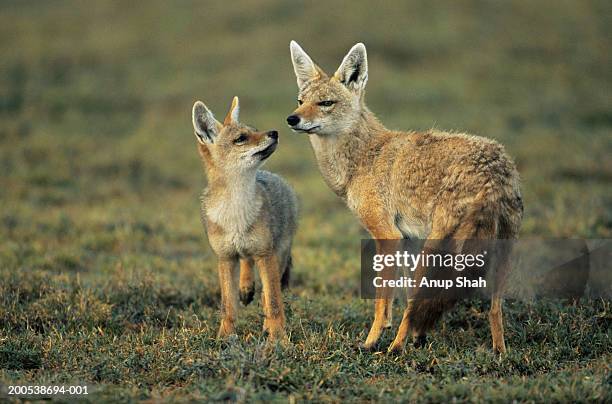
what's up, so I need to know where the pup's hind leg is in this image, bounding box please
[255,254,288,344]
[239,258,255,306]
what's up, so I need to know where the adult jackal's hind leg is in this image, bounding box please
[388,238,460,353]
[490,240,512,354]
[255,254,288,344]
[387,209,467,354]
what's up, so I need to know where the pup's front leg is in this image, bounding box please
[255,254,288,344]
[217,257,239,338]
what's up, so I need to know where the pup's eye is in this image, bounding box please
[317,100,335,107]
[233,134,248,144]
[297,99,303,106]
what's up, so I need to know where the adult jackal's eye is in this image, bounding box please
[297,99,303,106]
[233,134,248,144]
[317,100,335,107]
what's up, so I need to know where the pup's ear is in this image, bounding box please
[192,101,221,144]
[224,96,240,125]
[333,43,368,93]
[290,40,322,88]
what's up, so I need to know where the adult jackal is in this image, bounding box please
[287,41,522,353]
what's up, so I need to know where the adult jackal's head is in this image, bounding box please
[287,41,369,136]
[192,96,278,173]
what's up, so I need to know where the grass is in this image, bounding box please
[0,0,610,401]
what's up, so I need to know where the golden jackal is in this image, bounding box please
[287,41,523,353]
[192,96,298,343]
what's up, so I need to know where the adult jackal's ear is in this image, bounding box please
[223,96,240,125]
[334,43,368,93]
[290,40,322,88]
[192,101,221,144]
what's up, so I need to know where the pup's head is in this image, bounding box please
[287,41,368,136]
[192,96,278,173]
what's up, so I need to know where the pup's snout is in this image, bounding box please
[286,115,300,126]
[267,130,278,140]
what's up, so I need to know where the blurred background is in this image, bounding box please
[0,1,610,399]
[0,0,612,284]
[1,0,610,244]
[1,0,611,283]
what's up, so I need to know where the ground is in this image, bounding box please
[0,0,610,402]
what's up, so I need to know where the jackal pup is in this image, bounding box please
[288,41,523,353]
[192,96,297,343]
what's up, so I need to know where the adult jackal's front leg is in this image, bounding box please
[255,254,287,344]
[362,238,400,350]
[217,257,239,338]
[359,205,402,350]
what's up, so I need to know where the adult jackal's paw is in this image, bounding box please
[239,284,255,306]
[217,319,236,339]
[386,343,404,355]
[386,339,406,355]
[361,322,388,351]
[360,341,378,351]
[265,330,290,348]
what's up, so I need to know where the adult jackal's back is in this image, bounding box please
[287,41,523,353]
